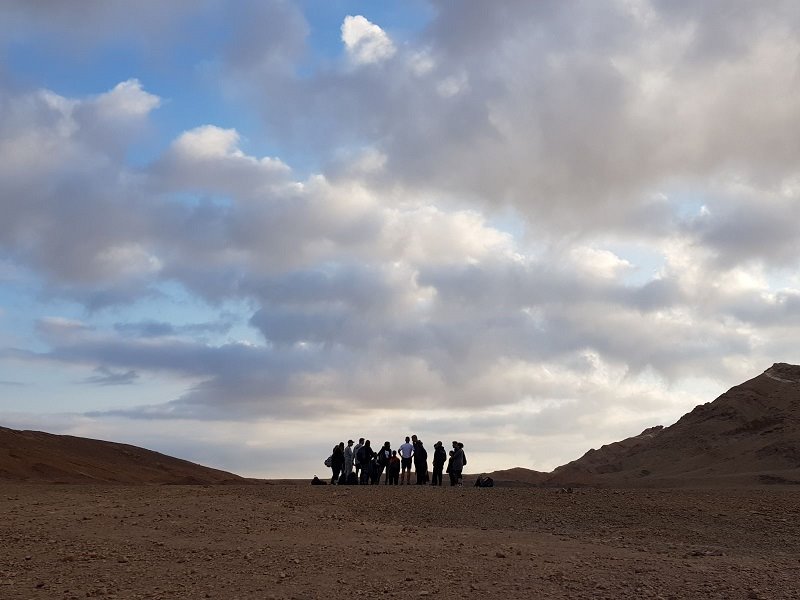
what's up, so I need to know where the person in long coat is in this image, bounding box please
[414,439,428,485]
[431,441,447,486]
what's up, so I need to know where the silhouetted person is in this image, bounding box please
[387,450,401,485]
[451,441,466,486]
[414,439,428,484]
[353,437,365,480]
[447,450,456,486]
[398,436,414,485]
[377,441,391,484]
[331,442,345,484]
[358,440,375,484]
[431,441,447,486]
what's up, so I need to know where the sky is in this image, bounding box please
[1,0,800,478]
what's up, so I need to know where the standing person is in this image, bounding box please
[398,436,414,485]
[451,441,466,486]
[431,441,447,486]
[331,442,345,485]
[414,439,428,485]
[353,438,364,480]
[447,450,456,486]
[387,450,401,485]
[358,440,375,485]
[344,440,355,479]
[377,441,392,484]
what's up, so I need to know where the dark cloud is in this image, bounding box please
[114,318,233,339]
[82,366,139,386]
[684,195,800,270]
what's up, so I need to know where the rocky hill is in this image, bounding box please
[0,427,246,484]
[546,363,800,487]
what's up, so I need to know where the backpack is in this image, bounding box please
[356,446,367,464]
[324,455,332,468]
[346,472,359,485]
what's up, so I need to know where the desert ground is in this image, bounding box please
[1,483,798,600]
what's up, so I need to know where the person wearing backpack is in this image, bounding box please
[330,442,345,484]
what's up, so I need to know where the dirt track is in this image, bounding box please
[1,484,798,599]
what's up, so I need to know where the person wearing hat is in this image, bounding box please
[344,439,355,479]
[431,441,447,486]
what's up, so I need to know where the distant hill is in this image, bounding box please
[4,364,799,487]
[469,467,550,487]
[0,427,246,484]
[546,363,800,487]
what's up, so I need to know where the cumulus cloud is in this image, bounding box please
[2,2,800,475]
[154,125,290,196]
[341,15,396,65]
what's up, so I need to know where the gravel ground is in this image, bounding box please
[1,484,798,599]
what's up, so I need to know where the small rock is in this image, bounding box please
[495,552,506,559]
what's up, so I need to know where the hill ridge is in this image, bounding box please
[0,426,246,485]
[488,363,800,487]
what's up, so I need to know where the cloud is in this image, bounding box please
[82,366,139,386]
[114,318,234,339]
[153,125,291,196]
[214,1,800,241]
[341,15,396,66]
[2,2,800,476]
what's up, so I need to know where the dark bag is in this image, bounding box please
[324,455,332,467]
[346,472,359,485]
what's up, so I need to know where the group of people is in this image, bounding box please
[320,436,467,486]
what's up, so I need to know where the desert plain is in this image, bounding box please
[2,483,798,600]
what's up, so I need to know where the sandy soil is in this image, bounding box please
[1,484,798,599]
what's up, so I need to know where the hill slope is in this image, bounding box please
[0,427,246,484]
[548,363,800,487]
